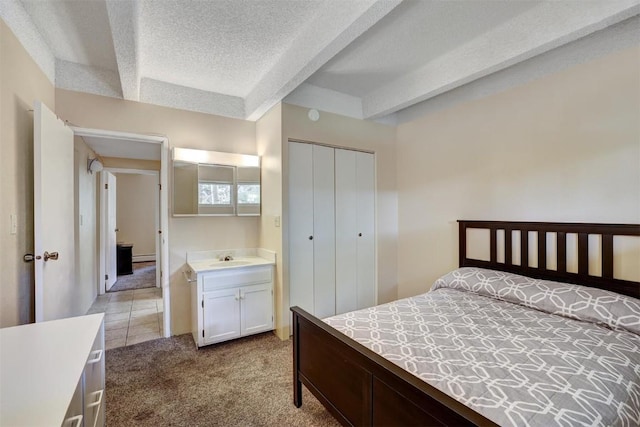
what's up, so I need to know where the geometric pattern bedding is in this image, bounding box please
[433,268,640,336]
[324,269,640,427]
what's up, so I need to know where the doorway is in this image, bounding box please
[72,126,170,342]
[104,169,159,293]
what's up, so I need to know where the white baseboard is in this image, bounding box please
[133,254,156,263]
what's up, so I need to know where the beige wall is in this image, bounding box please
[396,46,640,298]
[74,137,99,315]
[255,103,284,336]
[0,20,55,326]
[114,173,157,258]
[56,89,259,335]
[102,157,160,171]
[281,103,398,334]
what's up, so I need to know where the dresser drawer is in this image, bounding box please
[202,266,272,292]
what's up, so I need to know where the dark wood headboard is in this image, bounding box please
[458,220,640,298]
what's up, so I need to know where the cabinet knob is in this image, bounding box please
[358,233,362,237]
[308,235,313,240]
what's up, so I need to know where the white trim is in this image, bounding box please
[160,136,170,337]
[98,172,106,295]
[70,126,166,144]
[102,167,158,176]
[72,126,171,338]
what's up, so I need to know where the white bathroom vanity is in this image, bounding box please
[185,249,275,348]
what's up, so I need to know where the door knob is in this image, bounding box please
[43,251,59,261]
[308,236,313,240]
[358,233,362,237]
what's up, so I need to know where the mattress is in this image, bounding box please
[324,268,640,427]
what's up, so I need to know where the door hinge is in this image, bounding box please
[202,330,205,338]
[201,300,204,308]
[105,274,108,280]
[105,183,108,190]
[159,184,162,190]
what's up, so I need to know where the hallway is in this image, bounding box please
[87,287,163,349]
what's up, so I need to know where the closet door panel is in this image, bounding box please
[335,149,358,315]
[356,152,376,309]
[312,145,336,318]
[288,142,315,313]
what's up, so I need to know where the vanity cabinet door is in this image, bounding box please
[203,289,241,344]
[240,284,273,336]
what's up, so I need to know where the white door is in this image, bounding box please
[288,142,315,313]
[356,152,376,309]
[34,101,76,322]
[240,284,273,335]
[104,172,117,291]
[335,149,358,314]
[312,145,336,318]
[203,289,241,344]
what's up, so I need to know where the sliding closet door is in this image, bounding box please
[312,145,336,318]
[288,142,314,313]
[335,149,358,314]
[336,149,375,312]
[356,152,376,309]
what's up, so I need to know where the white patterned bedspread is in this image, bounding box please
[323,269,640,427]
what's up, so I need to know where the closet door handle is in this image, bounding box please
[308,236,313,240]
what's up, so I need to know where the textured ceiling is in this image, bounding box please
[4,0,639,123]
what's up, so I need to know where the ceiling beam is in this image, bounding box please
[105,0,140,101]
[0,0,55,83]
[362,1,640,119]
[244,0,402,121]
[140,78,245,119]
[55,59,122,99]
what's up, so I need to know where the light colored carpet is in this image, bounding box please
[109,262,156,292]
[105,332,340,426]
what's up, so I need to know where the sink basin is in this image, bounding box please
[209,260,251,267]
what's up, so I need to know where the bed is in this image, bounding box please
[291,220,640,426]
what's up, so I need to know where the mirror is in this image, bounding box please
[172,148,260,216]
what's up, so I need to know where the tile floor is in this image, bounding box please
[87,288,164,350]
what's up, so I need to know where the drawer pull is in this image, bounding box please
[87,389,103,408]
[87,349,103,364]
[87,389,104,427]
[64,415,83,427]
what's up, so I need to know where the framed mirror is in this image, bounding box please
[172,148,260,216]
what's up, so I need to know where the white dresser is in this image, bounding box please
[0,313,105,427]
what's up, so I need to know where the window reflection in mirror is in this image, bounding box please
[236,166,260,216]
[172,148,260,216]
[197,164,235,215]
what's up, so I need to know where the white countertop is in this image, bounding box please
[0,313,104,427]
[188,256,275,274]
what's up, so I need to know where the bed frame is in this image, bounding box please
[292,220,640,426]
